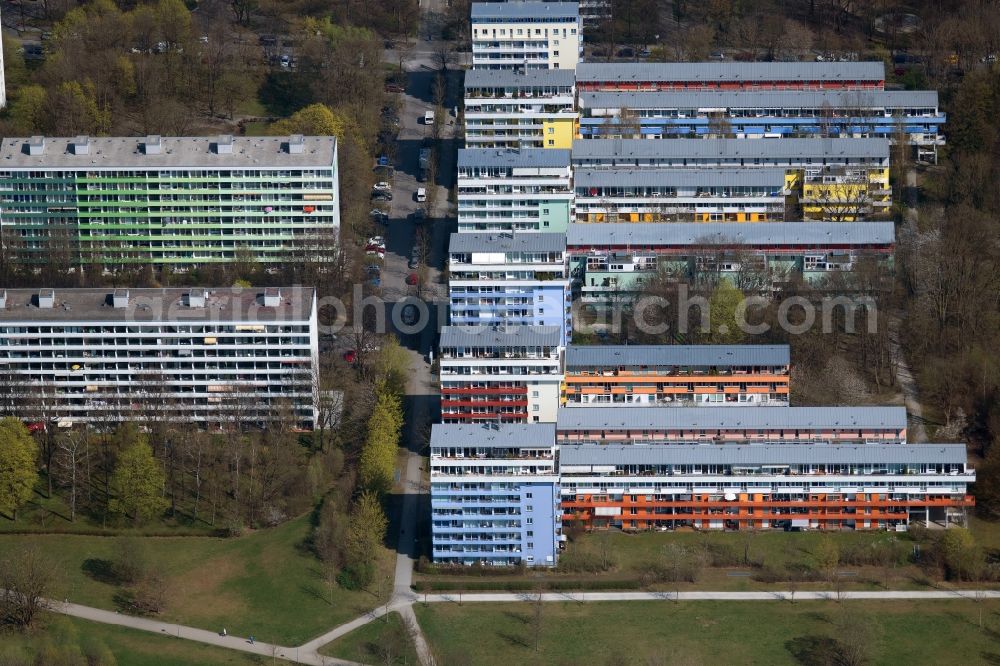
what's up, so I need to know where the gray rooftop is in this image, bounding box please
[566,222,896,248]
[560,443,967,467]
[449,232,567,254]
[0,136,337,170]
[440,325,562,348]
[574,167,788,189]
[431,423,556,449]
[576,62,885,84]
[458,148,571,169]
[572,138,890,160]
[472,1,579,20]
[0,287,315,323]
[565,345,790,369]
[579,89,939,110]
[556,406,907,431]
[465,69,577,89]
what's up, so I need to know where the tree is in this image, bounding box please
[0,417,39,521]
[108,439,168,524]
[531,587,544,652]
[359,388,403,495]
[708,279,746,344]
[938,528,981,581]
[0,546,56,629]
[815,536,840,591]
[343,490,388,589]
[54,429,89,522]
[270,103,356,141]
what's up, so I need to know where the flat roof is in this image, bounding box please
[579,89,939,110]
[576,62,885,84]
[566,345,790,368]
[560,443,967,467]
[449,232,566,254]
[566,222,896,248]
[440,325,562,348]
[431,422,556,448]
[556,406,907,431]
[459,148,571,169]
[572,138,890,160]
[0,287,315,323]
[472,1,579,20]
[0,136,337,170]
[465,69,576,89]
[574,167,788,189]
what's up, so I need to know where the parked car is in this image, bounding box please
[709,50,726,60]
[343,350,357,364]
[416,187,427,202]
[424,110,435,125]
[410,207,426,223]
[617,47,634,58]
[408,254,419,269]
[365,264,381,275]
[373,181,392,191]
[368,236,385,247]
[406,273,419,286]
[371,192,393,202]
[401,304,419,326]
[385,83,405,93]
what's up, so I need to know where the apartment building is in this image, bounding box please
[574,167,790,223]
[457,148,574,233]
[464,69,578,149]
[0,135,339,269]
[555,406,907,445]
[471,1,582,71]
[575,61,886,92]
[562,345,790,407]
[431,423,561,566]
[0,287,318,427]
[577,89,945,159]
[439,326,563,423]
[448,232,572,344]
[559,441,974,531]
[566,221,895,308]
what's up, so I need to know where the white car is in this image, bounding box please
[368,236,385,247]
[424,111,435,125]
[416,188,427,202]
[373,181,391,191]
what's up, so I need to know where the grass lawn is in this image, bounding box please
[2,614,259,665]
[0,515,394,646]
[416,599,1000,666]
[319,612,418,665]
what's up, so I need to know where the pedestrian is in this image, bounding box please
[249,636,255,645]
[222,628,227,637]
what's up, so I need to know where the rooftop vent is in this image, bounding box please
[37,289,54,309]
[262,287,281,308]
[185,289,206,308]
[112,289,129,309]
[0,290,6,309]
[215,135,234,154]
[27,136,45,156]
[71,136,90,155]
[143,135,162,155]
[287,135,305,154]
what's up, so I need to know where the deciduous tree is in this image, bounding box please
[108,439,168,524]
[0,417,39,521]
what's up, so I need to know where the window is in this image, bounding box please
[526,493,533,500]
[527,531,534,537]
[527,542,534,549]
[532,405,540,411]
[527,505,533,512]
[548,140,555,146]
[532,390,539,397]
[547,127,555,134]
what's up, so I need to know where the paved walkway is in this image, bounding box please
[421,589,1000,604]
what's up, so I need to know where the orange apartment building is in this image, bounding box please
[562,345,790,407]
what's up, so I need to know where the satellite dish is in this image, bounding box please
[724,492,737,501]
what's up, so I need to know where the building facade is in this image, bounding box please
[457,148,573,233]
[562,345,790,407]
[471,1,582,71]
[574,167,790,223]
[448,232,572,344]
[0,135,339,269]
[566,221,895,308]
[431,423,561,566]
[575,62,886,92]
[559,442,974,531]
[464,69,578,149]
[0,287,319,427]
[440,326,563,424]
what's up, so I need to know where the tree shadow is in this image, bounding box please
[81,558,118,585]
[786,635,839,665]
[503,609,531,626]
[981,652,1000,665]
[497,631,530,649]
[259,72,314,117]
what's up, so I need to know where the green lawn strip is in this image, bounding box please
[1,614,260,665]
[0,515,393,646]
[416,599,1000,666]
[318,611,418,664]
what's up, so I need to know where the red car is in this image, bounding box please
[342,349,357,364]
[406,273,418,286]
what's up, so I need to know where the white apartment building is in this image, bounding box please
[439,326,563,424]
[464,69,577,149]
[457,148,574,233]
[0,287,319,427]
[448,232,572,344]
[431,423,561,567]
[574,167,789,223]
[471,1,582,71]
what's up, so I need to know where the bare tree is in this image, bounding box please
[54,429,90,522]
[531,587,545,653]
[0,546,57,629]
